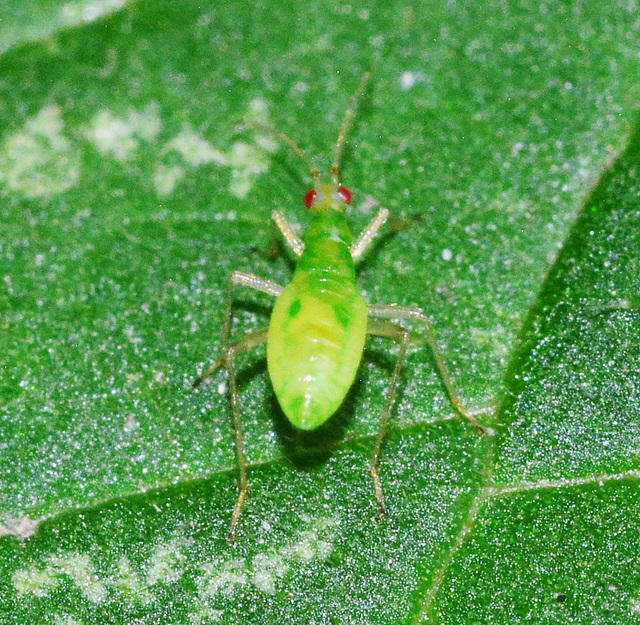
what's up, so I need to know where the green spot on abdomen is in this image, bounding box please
[334,303,352,329]
[288,298,302,318]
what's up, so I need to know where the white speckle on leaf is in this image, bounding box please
[190,515,338,617]
[399,71,425,91]
[109,557,152,603]
[225,141,273,199]
[145,537,189,586]
[188,607,224,624]
[52,615,83,625]
[251,553,288,594]
[153,97,277,199]
[0,105,80,197]
[222,98,278,198]
[84,102,161,162]
[48,553,107,602]
[13,565,59,597]
[123,414,140,432]
[62,0,126,24]
[0,515,40,540]
[12,516,337,613]
[166,126,227,167]
[154,164,185,196]
[199,558,249,599]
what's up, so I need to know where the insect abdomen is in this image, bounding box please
[267,272,367,430]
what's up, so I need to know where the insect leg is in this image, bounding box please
[229,270,284,296]
[193,271,282,541]
[350,207,390,263]
[367,303,485,433]
[272,209,304,257]
[192,271,281,387]
[218,328,269,541]
[365,319,412,519]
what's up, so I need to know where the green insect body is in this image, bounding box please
[267,182,368,430]
[193,73,484,541]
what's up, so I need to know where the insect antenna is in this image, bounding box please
[331,71,372,184]
[239,120,320,184]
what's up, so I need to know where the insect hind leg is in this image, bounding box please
[198,333,266,542]
[193,270,280,541]
[365,306,487,520]
[365,319,413,519]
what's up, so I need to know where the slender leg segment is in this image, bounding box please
[365,306,486,519]
[272,209,305,257]
[193,270,280,392]
[350,207,390,263]
[365,319,412,519]
[229,271,284,298]
[193,271,281,541]
[368,303,485,432]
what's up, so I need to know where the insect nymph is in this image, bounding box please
[194,74,484,540]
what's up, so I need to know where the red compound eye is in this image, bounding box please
[337,185,352,205]
[303,189,317,208]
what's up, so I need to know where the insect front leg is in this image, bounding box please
[271,209,304,257]
[350,207,390,263]
[193,271,282,541]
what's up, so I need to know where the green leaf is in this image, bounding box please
[1,0,639,622]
